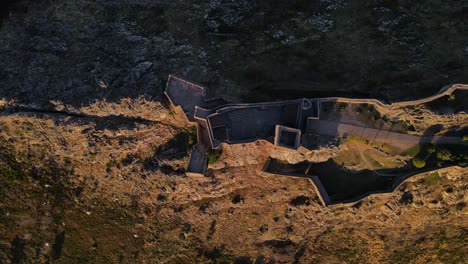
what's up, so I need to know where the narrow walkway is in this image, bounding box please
[318,84,468,110]
[307,119,464,150]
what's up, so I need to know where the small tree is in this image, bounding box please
[412,157,426,168]
[425,144,436,154]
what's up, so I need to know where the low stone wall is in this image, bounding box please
[318,83,468,111]
[261,159,465,207]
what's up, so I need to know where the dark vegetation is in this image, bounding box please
[424,90,468,114]
[208,148,222,164]
[410,144,467,170]
[0,143,75,203]
[231,194,243,204]
[390,228,467,264]
[0,142,80,262]
[128,126,197,174]
[10,236,26,264]
[398,191,413,205]
[289,195,311,207]
[198,245,234,264]
[154,126,197,158]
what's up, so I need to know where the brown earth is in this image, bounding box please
[0,101,466,263]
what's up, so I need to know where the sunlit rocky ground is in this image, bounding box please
[0,0,467,263]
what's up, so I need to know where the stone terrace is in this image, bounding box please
[208,101,303,148]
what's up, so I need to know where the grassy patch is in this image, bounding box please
[345,135,367,145]
[403,144,420,157]
[390,228,466,264]
[0,146,23,183]
[380,143,392,153]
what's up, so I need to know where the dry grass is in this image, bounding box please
[0,110,466,263]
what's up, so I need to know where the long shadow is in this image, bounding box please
[263,157,447,205]
[416,123,468,151]
[1,105,169,131]
[413,124,467,168]
[140,129,196,175]
[265,123,467,205]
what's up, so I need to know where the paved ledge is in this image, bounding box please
[306,119,466,151]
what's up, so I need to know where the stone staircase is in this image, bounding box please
[187,143,208,176]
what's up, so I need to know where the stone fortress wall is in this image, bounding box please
[165,75,467,205]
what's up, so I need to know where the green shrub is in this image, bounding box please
[424,172,441,186]
[463,135,468,142]
[436,149,452,161]
[346,135,367,145]
[412,158,426,168]
[425,144,436,154]
[448,94,455,101]
[184,126,197,146]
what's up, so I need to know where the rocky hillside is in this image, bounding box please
[0,0,467,263]
[0,111,466,263]
[0,0,467,108]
